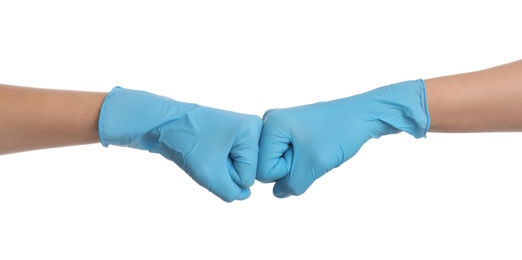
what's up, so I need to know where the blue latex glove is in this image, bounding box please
[257,79,430,198]
[98,87,262,202]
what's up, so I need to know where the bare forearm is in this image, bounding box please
[425,59,522,132]
[0,84,107,155]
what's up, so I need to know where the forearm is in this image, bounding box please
[425,59,522,132]
[0,84,107,155]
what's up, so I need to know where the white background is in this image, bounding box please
[1,1,522,259]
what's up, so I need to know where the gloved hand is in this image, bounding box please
[257,79,431,198]
[98,87,262,202]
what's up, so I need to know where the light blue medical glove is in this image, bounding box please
[257,79,430,198]
[98,87,262,202]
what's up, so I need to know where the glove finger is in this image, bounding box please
[273,140,350,198]
[257,115,293,183]
[237,188,251,200]
[186,157,248,203]
[209,172,249,203]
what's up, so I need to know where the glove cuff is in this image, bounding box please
[98,87,197,148]
[368,79,431,139]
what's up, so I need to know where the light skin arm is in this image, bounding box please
[426,59,522,133]
[1,60,520,154]
[0,84,107,155]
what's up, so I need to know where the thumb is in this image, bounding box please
[271,147,315,198]
[228,115,262,188]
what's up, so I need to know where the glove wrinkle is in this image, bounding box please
[98,87,262,202]
[257,79,431,198]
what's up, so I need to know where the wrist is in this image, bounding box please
[359,79,431,139]
[98,87,197,148]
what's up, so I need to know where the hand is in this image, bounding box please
[98,87,262,202]
[257,80,430,198]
